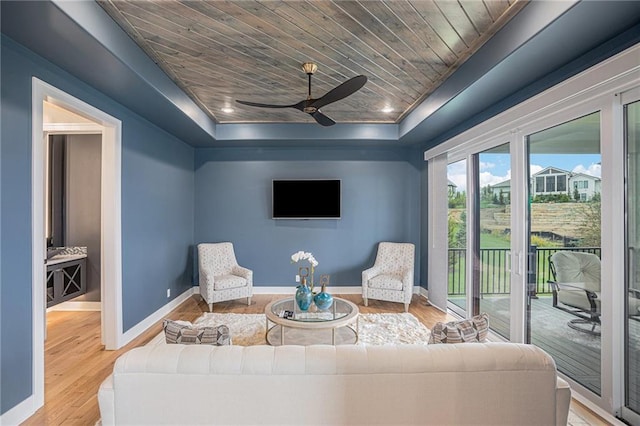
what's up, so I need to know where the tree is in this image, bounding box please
[455,211,467,248]
[573,187,581,202]
[448,191,466,209]
[576,202,601,247]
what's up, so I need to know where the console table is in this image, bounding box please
[46,255,87,308]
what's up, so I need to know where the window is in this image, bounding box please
[536,177,544,193]
[546,176,556,192]
[575,180,589,189]
[557,175,567,192]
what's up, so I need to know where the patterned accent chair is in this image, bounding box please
[197,242,253,312]
[362,242,415,312]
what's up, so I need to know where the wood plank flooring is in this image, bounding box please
[23,293,609,425]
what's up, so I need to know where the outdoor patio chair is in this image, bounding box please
[548,251,601,335]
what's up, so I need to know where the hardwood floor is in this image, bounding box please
[24,293,609,425]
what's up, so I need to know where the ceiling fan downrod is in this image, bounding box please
[302,62,318,113]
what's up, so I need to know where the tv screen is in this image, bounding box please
[272,179,341,219]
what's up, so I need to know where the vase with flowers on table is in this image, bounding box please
[291,251,333,312]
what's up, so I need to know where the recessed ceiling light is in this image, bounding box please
[381,106,393,113]
[221,107,234,113]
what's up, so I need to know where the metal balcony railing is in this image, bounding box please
[448,246,601,296]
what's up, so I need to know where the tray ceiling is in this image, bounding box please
[97,0,527,126]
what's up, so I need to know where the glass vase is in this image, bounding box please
[313,283,333,311]
[295,281,313,311]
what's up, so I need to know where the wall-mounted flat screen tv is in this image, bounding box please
[272,179,341,219]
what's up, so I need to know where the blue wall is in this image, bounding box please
[0,36,194,414]
[194,148,421,287]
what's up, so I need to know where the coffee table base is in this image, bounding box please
[266,322,358,346]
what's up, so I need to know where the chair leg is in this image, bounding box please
[247,296,252,306]
[363,298,368,307]
[567,318,600,336]
[404,303,409,312]
[208,303,213,313]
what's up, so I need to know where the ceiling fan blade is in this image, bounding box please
[236,99,299,109]
[311,75,367,109]
[310,111,336,126]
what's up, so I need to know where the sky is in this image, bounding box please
[448,153,602,192]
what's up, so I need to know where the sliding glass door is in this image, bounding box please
[526,112,602,395]
[447,159,467,316]
[625,98,640,422]
[426,47,638,422]
[477,144,512,340]
[445,144,513,337]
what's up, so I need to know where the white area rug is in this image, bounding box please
[151,312,431,346]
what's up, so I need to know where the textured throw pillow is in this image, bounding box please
[428,313,489,344]
[163,319,231,345]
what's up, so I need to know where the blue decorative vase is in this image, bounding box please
[295,280,313,311]
[313,284,333,311]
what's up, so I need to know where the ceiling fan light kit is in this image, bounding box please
[236,62,367,126]
[301,62,318,75]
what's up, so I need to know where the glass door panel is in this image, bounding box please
[625,99,640,418]
[478,144,511,339]
[448,159,467,316]
[527,112,602,395]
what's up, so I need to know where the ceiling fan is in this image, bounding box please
[236,62,367,126]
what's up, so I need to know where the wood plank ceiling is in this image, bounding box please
[98,0,527,126]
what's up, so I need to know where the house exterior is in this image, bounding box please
[531,167,601,201]
[447,179,457,197]
[488,179,511,202]
[1,1,639,426]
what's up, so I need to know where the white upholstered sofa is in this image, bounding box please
[98,342,571,425]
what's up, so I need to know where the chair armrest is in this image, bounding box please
[98,374,115,426]
[362,266,381,284]
[402,268,413,283]
[232,265,253,284]
[556,282,599,312]
[402,269,414,291]
[555,377,571,426]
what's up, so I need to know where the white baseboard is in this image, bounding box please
[418,286,428,299]
[0,394,35,426]
[47,301,101,312]
[194,285,428,296]
[119,287,195,348]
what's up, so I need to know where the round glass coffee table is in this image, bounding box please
[265,297,359,346]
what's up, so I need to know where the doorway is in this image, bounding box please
[45,111,103,311]
[31,78,123,410]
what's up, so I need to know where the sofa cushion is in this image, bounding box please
[428,313,489,344]
[163,319,230,345]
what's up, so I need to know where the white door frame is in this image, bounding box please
[31,78,123,410]
[620,87,640,425]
